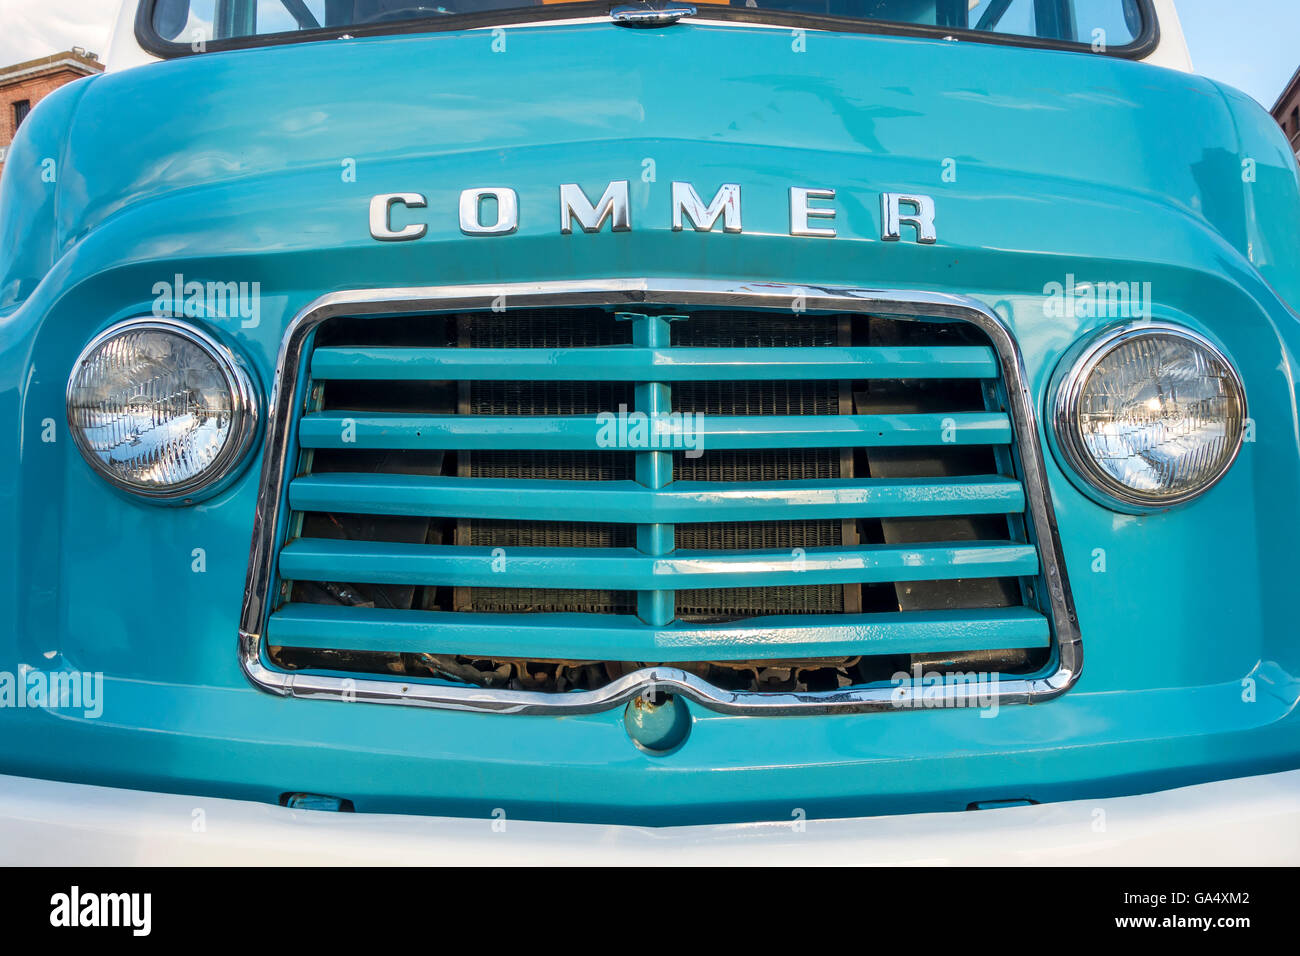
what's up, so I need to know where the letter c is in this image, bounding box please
[369,193,428,241]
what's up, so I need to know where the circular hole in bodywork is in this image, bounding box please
[623,692,691,755]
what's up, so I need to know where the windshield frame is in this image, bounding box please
[135,0,1160,61]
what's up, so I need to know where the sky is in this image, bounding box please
[0,0,1298,109]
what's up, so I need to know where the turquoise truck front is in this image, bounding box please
[1,1,1299,845]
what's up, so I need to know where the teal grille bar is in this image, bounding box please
[296,410,1012,450]
[309,345,999,381]
[277,538,1040,589]
[267,604,1052,662]
[287,473,1028,522]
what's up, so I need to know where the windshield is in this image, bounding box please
[149,0,1148,52]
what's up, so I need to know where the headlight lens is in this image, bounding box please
[1053,324,1245,510]
[66,319,257,500]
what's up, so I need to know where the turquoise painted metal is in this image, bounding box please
[309,344,1000,381]
[275,538,1041,589]
[625,312,678,627]
[267,604,1052,660]
[294,410,1012,449]
[1,21,1299,825]
[624,694,692,755]
[286,474,1028,521]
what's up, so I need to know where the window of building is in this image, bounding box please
[12,99,30,129]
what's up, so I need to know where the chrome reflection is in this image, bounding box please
[610,2,697,27]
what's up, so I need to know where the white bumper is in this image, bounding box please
[1,770,1297,865]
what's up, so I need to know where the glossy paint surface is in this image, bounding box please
[276,537,1041,589]
[294,410,1012,449]
[266,603,1052,660]
[1,22,1299,824]
[285,473,1028,521]
[308,344,1001,380]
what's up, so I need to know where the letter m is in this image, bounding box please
[206,281,237,318]
[101,894,129,926]
[1098,281,1128,318]
[48,671,78,708]
[672,182,741,233]
[559,181,630,234]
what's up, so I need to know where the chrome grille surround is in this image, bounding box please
[238,279,1081,715]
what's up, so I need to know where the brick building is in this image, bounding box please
[0,49,104,176]
[1273,65,1300,160]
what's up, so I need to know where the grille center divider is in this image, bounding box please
[627,311,680,627]
[237,280,1082,716]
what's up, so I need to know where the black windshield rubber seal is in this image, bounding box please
[135,0,1160,61]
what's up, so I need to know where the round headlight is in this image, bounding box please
[66,319,258,500]
[1052,323,1245,511]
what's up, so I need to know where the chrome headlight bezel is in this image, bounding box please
[1050,321,1246,514]
[65,317,260,503]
